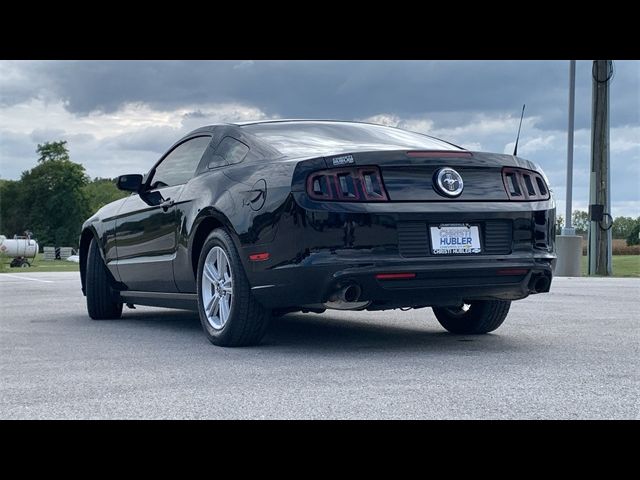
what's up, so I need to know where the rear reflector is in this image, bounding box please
[496,268,528,276]
[406,151,473,158]
[375,273,416,280]
[249,253,270,262]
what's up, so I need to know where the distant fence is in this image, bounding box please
[43,246,75,260]
[578,239,640,256]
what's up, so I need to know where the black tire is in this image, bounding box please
[432,300,511,334]
[86,237,123,320]
[196,229,270,347]
[10,258,25,268]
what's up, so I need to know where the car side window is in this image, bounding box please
[209,136,249,169]
[150,136,211,188]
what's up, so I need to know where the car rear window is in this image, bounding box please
[242,121,463,157]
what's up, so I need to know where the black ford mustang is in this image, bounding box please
[80,120,556,346]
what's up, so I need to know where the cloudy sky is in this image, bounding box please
[1,60,638,217]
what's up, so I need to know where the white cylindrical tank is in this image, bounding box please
[0,235,39,259]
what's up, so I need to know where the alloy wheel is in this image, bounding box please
[201,246,233,329]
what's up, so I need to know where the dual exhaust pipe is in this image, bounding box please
[324,272,550,309]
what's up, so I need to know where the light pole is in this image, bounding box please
[563,60,576,235]
[555,60,583,277]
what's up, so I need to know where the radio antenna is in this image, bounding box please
[513,104,526,156]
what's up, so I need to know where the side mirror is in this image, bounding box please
[116,174,143,192]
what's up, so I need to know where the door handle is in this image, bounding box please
[160,198,174,211]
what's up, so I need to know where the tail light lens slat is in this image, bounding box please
[502,167,550,201]
[307,166,389,202]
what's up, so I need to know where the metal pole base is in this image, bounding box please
[555,235,583,277]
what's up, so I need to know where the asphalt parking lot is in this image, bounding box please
[1,271,638,419]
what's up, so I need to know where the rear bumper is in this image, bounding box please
[251,253,555,310]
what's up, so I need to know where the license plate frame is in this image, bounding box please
[430,223,482,255]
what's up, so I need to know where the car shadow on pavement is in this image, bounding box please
[262,313,526,354]
[109,308,203,332]
[112,308,527,354]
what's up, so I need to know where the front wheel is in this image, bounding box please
[432,300,511,334]
[196,229,270,347]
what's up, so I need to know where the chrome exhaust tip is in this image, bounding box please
[529,274,551,293]
[323,283,370,310]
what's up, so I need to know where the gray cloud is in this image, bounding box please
[0,130,37,178]
[29,128,66,144]
[0,60,637,217]
[2,60,637,131]
[104,126,182,153]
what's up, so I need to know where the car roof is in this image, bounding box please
[196,118,440,132]
[234,119,382,127]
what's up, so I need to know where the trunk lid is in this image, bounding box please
[328,150,521,202]
[291,150,541,202]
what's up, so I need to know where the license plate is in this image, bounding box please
[430,224,481,255]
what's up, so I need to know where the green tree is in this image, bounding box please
[37,141,70,163]
[83,178,127,214]
[627,223,640,246]
[612,216,638,239]
[555,214,564,235]
[20,141,91,247]
[572,210,590,234]
[0,179,27,235]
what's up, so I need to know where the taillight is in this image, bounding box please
[502,167,550,200]
[306,166,389,201]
